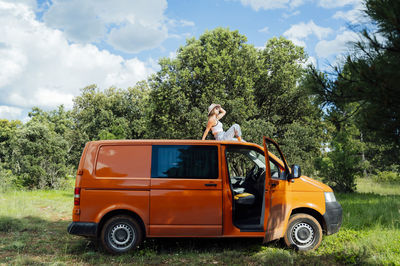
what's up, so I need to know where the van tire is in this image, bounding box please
[284,214,322,251]
[101,215,143,254]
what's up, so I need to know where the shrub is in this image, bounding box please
[9,121,71,189]
[0,165,17,192]
[315,129,361,193]
[373,171,400,183]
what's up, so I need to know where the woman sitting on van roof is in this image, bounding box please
[202,103,244,141]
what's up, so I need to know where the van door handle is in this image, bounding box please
[270,183,277,188]
[205,183,217,187]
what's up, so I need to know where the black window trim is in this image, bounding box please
[151,144,219,179]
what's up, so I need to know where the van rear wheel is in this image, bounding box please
[101,215,143,254]
[284,214,322,251]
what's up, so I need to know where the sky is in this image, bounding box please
[0,0,367,121]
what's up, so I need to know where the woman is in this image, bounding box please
[202,103,243,141]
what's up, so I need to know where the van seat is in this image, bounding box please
[234,193,255,205]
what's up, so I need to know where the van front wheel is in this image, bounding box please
[284,214,322,251]
[101,215,143,254]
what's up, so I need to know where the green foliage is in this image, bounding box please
[69,83,150,164]
[0,164,16,192]
[0,119,21,164]
[0,109,76,190]
[315,124,362,192]
[254,37,307,123]
[373,170,400,183]
[8,121,70,189]
[148,28,259,139]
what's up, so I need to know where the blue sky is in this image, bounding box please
[0,0,366,121]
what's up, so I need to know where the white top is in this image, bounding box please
[211,120,223,135]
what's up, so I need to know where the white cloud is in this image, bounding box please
[237,0,309,10]
[42,0,168,53]
[258,26,269,33]
[167,19,195,28]
[0,1,156,113]
[180,20,195,27]
[333,2,366,24]
[315,30,359,58]
[282,10,300,19]
[283,20,333,48]
[0,45,27,87]
[289,0,305,8]
[108,23,168,54]
[237,0,363,12]
[0,105,23,120]
[239,0,290,11]
[318,0,361,8]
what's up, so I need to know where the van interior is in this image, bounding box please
[226,146,267,232]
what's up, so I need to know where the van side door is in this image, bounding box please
[149,144,222,237]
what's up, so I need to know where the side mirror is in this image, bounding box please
[291,164,301,179]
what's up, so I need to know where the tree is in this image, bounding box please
[9,120,70,189]
[254,37,308,125]
[254,37,324,170]
[72,83,150,140]
[148,28,259,139]
[0,119,22,165]
[306,0,400,147]
[70,82,150,165]
[315,125,363,192]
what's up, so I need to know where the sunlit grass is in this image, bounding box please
[356,177,400,195]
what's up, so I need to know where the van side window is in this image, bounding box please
[151,145,218,179]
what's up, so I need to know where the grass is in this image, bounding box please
[0,179,399,265]
[356,177,400,195]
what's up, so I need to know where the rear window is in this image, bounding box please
[151,145,218,179]
[95,145,151,178]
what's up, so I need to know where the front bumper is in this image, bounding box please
[67,222,98,237]
[323,201,342,235]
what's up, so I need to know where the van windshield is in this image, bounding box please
[247,150,265,169]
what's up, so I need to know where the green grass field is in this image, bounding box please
[0,179,399,265]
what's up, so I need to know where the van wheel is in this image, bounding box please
[284,214,322,251]
[101,215,143,254]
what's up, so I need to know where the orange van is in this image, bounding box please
[68,137,342,253]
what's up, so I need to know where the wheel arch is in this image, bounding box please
[97,209,146,238]
[290,207,326,234]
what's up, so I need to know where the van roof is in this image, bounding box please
[89,139,262,147]
[88,139,284,167]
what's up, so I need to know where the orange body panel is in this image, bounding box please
[80,189,150,224]
[72,139,332,241]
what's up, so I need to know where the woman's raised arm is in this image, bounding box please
[216,107,226,120]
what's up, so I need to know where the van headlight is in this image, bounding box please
[324,192,336,202]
